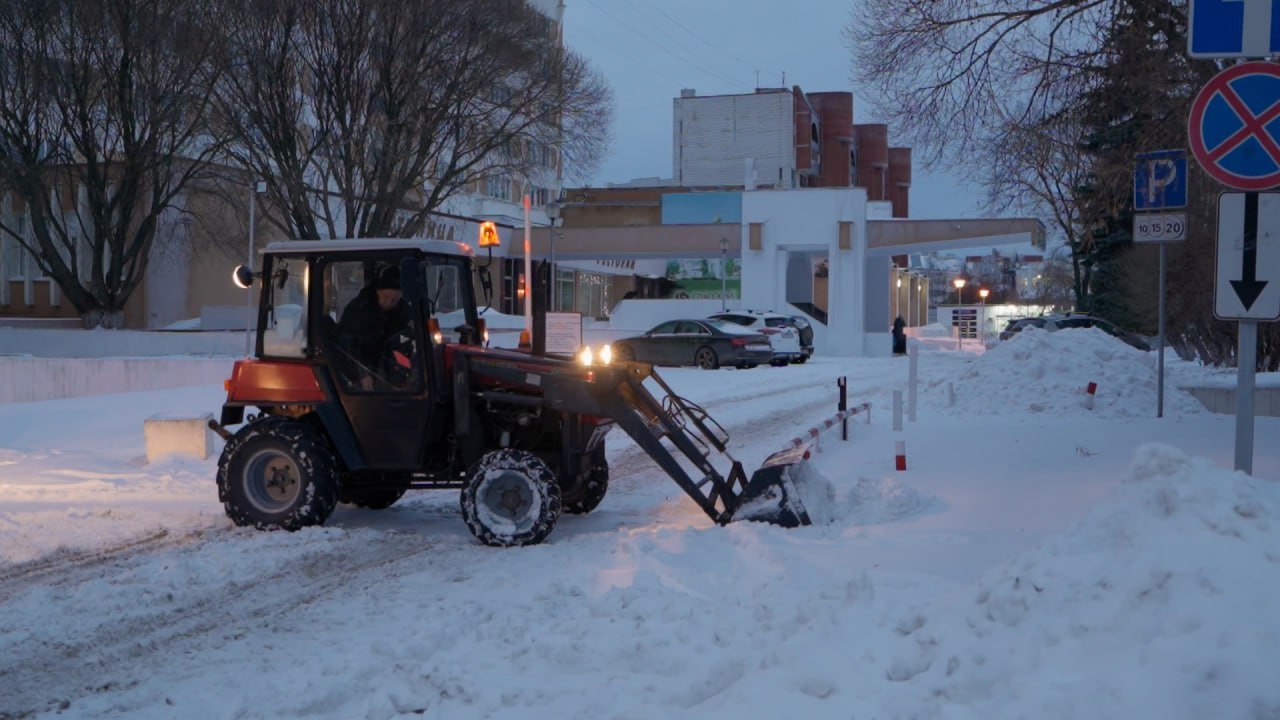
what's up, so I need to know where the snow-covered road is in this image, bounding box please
[1,330,1277,719]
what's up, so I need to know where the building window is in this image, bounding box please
[2,216,45,281]
[485,176,512,201]
[555,269,574,312]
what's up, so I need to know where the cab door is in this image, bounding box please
[314,255,433,470]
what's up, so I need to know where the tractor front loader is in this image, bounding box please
[457,347,813,530]
[212,238,812,547]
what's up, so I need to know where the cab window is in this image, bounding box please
[321,259,421,393]
[261,257,308,359]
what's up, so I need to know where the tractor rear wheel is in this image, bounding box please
[217,416,340,531]
[460,449,561,547]
[561,443,608,515]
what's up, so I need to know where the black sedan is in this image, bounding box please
[613,319,774,369]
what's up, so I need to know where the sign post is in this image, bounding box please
[1187,51,1280,473]
[1213,193,1280,474]
[1133,150,1188,418]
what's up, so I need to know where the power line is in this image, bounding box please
[635,1,762,74]
[579,0,752,93]
[617,0,757,86]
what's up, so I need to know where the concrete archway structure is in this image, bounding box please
[525,188,1043,355]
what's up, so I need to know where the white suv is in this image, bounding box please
[707,311,805,366]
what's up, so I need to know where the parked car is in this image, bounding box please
[707,310,807,365]
[1055,314,1152,351]
[612,319,774,369]
[998,316,1061,341]
[998,313,1151,351]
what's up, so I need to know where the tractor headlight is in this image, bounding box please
[579,344,612,366]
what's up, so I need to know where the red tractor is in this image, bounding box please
[211,238,810,546]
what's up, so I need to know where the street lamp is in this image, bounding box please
[978,287,990,346]
[952,277,967,350]
[245,179,266,357]
[545,201,561,310]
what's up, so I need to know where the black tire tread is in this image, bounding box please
[460,449,561,547]
[216,415,340,531]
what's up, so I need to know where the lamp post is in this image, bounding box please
[978,287,989,346]
[719,237,728,312]
[545,202,561,311]
[952,276,966,350]
[896,275,903,326]
[245,179,266,357]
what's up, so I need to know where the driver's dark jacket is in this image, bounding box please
[335,286,408,373]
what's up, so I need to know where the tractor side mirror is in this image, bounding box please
[232,264,255,289]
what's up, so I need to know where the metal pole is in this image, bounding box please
[979,296,985,347]
[721,241,727,311]
[245,183,256,357]
[523,194,532,335]
[550,230,557,312]
[1157,242,1166,419]
[1235,320,1257,474]
[907,342,918,422]
[838,376,848,441]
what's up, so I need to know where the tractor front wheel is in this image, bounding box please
[460,449,561,547]
[217,416,340,531]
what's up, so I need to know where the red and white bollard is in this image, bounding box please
[1084,381,1098,411]
[895,440,907,471]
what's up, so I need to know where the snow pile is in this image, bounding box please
[925,327,1206,418]
[882,444,1280,718]
[839,476,943,526]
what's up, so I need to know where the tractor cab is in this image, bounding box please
[228,239,485,470]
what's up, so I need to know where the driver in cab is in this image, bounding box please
[336,265,415,390]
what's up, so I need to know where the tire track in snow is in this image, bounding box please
[0,529,446,719]
[0,530,190,602]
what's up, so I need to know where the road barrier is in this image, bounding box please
[785,379,871,456]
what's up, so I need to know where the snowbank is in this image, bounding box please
[884,444,1280,717]
[922,326,1207,418]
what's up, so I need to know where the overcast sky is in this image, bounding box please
[562,0,987,220]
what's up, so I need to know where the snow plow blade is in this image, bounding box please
[729,446,813,527]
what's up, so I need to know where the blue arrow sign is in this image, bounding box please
[1190,0,1280,57]
[1135,150,1188,210]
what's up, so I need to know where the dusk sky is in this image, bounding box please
[562,0,988,220]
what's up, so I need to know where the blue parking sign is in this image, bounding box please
[1190,0,1280,57]
[1135,150,1188,211]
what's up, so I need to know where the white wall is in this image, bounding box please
[741,188,869,356]
[0,328,245,358]
[674,91,795,188]
[606,298,736,331]
[0,357,231,403]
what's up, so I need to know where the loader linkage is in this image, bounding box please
[465,352,813,528]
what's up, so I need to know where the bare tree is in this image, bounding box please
[214,0,612,241]
[0,0,226,328]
